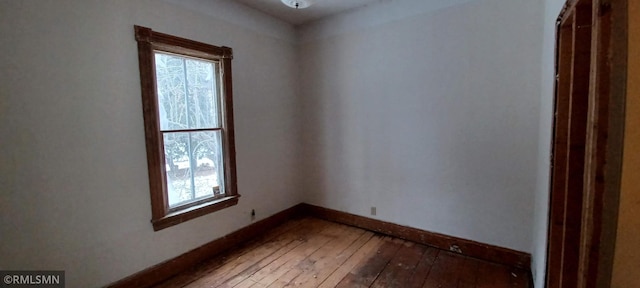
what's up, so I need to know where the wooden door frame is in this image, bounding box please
[545,0,627,287]
[547,1,593,287]
[581,0,627,287]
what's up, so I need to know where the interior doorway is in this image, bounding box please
[546,1,592,286]
[545,0,627,287]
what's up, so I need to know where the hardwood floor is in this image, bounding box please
[153,218,529,288]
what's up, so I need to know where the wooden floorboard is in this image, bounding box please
[405,246,439,288]
[317,234,384,288]
[421,250,468,287]
[238,221,347,288]
[154,217,308,288]
[335,237,404,288]
[187,218,331,288]
[370,242,428,288]
[153,218,530,288]
[265,224,363,288]
[456,256,480,288]
[282,226,367,287]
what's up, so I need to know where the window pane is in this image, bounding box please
[185,59,220,129]
[155,53,188,131]
[155,52,220,131]
[164,132,193,207]
[164,131,225,208]
[191,130,225,198]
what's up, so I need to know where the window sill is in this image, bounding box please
[151,195,239,231]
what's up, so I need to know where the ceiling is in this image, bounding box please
[231,0,382,26]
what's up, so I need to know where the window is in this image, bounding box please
[134,25,238,231]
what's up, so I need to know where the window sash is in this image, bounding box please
[162,129,227,210]
[154,51,223,131]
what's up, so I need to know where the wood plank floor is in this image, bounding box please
[153,218,530,288]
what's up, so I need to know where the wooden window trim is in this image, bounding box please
[134,25,239,231]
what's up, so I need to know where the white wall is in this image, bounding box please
[0,0,300,287]
[530,0,565,286]
[298,0,544,253]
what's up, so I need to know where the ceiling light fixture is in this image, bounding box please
[281,0,312,9]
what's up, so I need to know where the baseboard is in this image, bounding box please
[108,202,531,287]
[105,204,305,288]
[301,203,531,270]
